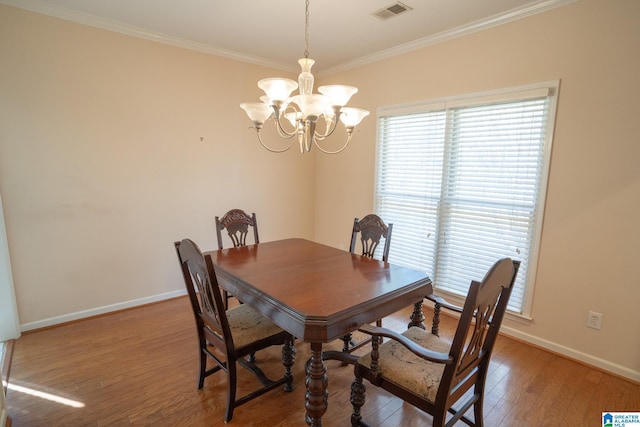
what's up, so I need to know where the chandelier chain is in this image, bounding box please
[304,0,310,58]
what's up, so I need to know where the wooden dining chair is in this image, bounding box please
[214,208,259,308]
[349,214,393,262]
[349,258,520,427]
[342,214,393,354]
[175,238,295,423]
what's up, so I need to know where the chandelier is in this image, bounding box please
[240,0,369,154]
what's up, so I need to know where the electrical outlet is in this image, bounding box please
[587,311,603,330]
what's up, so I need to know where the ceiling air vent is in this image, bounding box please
[373,2,413,20]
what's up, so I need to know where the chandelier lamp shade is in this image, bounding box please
[240,0,369,154]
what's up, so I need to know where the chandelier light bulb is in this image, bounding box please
[318,85,358,107]
[340,107,370,128]
[258,78,298,103]
[290,94,329,119]
[240,102,272,127]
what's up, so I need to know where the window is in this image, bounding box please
[375,82,559,317]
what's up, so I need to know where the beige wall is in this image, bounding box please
[0,6,314,326]
[316,0,640,380]
[1,0,639,381]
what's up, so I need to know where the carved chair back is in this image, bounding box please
[215,209,259,250]
[349,214,393,262]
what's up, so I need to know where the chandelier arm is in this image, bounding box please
[312,115,340,141]
[272,110,298,139]
[313,131,354,155]
[255,130,295,153]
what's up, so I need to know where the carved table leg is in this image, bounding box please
[305,342,328,427]
[408,299,426,330]
[350,376,366,426]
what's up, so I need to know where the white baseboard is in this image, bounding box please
[20,289,187,332]
[424,298,639,383]
[500,325,640,383]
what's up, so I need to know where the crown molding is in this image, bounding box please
[318,0,578,77]
[0,0,297,73]
[2,0,576,77]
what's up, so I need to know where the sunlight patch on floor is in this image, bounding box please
[6,381,85,408]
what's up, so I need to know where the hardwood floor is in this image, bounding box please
[6,296,639,426]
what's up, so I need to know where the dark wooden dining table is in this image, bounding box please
[206,238,432,426]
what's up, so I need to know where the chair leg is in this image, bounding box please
[197,347,207,389]
[473,391,484,427]
[432,412,445,427]
[282,337,296,392]
[224,361,238,422]
[350,376,366,426]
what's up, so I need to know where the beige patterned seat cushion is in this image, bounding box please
[225,304,285,348]
[357,326,451,403]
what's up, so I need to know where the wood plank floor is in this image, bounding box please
[6,296,639,426]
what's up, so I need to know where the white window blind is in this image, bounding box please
[376,82,558,316]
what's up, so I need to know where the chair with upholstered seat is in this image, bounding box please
[215,208,259,308]
[175,238,295,422]
[341,214,393,354]
[349,257,520,427]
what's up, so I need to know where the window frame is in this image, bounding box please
[374,81,560,319]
